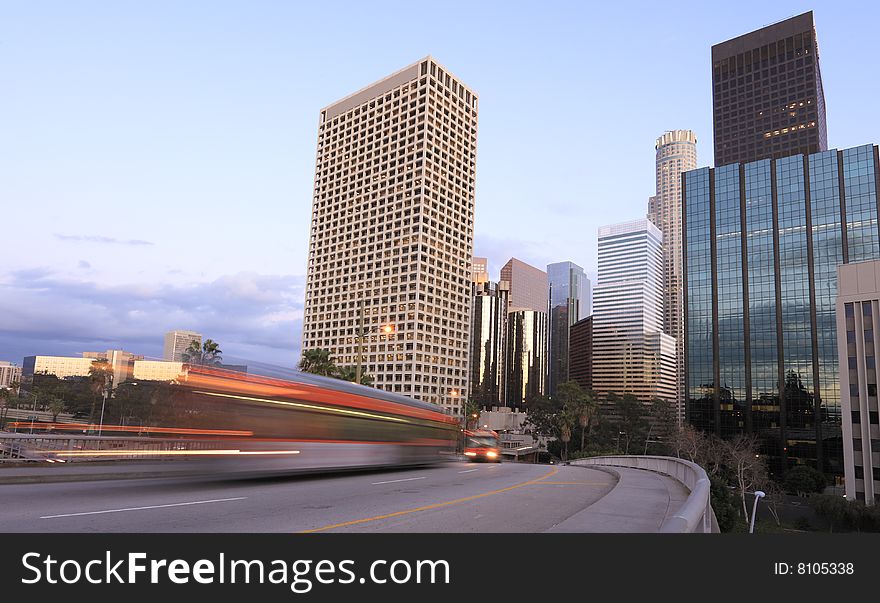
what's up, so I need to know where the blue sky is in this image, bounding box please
[1,0,878,366]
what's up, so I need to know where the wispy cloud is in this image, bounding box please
[0,271,305,366]
[54,234,155,246]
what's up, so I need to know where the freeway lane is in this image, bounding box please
[0,462,616,533]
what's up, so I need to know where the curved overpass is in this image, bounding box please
[0,456,716,533]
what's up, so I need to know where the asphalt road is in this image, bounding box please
[0,461,616,533]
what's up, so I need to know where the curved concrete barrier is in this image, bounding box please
[572,455,719,533]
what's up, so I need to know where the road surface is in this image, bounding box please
[0,461,616,532]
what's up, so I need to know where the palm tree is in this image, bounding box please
[48,398,66,422]
[558,381,595,455]
[88,361,113,424]
[558,410,575,462]
[335,365,374,386]
[298,348,337,377]
[182,339,223,366]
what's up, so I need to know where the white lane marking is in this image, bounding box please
[40,497,248,519]
[371,476,426,485]
[458,469,479,474]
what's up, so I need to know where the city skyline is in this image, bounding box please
[2,1,879,367]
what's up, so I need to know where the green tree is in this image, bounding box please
[182,339,223,366]
[613,393,648,454]
[48,398,66,422]
[335,365,375,386]
[523,394,562,440]
[709,474,738,533]
[558,381,595,454]
[461,398,481,430]
[297,348,338,377]
[783,465,827,496]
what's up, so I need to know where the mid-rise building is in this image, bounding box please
[505,309,548,407]
[592,219,676,404]
[546,261,590,397]
[300,57,478,415]
[837,260,880,504]
[569,316,593,392]
[683,144,880,475]
[163,330,202,362]
[500,258,548,313]
[471,256,489,283]
[647,130,697,420]
[0,361,21,389]
[22,355,97,381]
[712,11,827,166]
[83,349,143,387]
[468,281,509,406]
[132,360,185,382]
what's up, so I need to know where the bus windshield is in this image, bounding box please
[467,436,498,448]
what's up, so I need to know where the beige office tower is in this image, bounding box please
[500,258,548,313]
[301,57,478,416]
[471,256,489,283]
[646,130,696,422]
[163,330,202,362]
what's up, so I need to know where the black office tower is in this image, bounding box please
[712,11,827,166]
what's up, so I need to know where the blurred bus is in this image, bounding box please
[463,429,500,462]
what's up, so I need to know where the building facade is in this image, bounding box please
[569,316,593,392]
[468,281,509,406]
[22,356,97,381]
[505,309,548,407]
[837,260,880,504]
[0,361,21,389]
[546,261,590,397]
[83,349,143,387]
[300,57,478,415]
[500,258,548,313]
[712,11,827,166]
[647,130,697,419]
[163,330,202,362]
[592,219,676,404]
[132,360,185,382]
[683,144,880,475]
[471,256,489,283]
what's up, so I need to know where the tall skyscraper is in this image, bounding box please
[505,309,548,407]
[500,258,548,313]
[301,57,478,415]
[837,260,880,504]
[471,256,489,283]
[546,261,590,397]
[569,316,593,392]
[164,330,202,362]
[683,144,880,475]
[468,281,508,405]
[712,11,827,166]
[592,220,676,404]
[647,130,697,420]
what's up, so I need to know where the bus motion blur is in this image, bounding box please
[463,429,500,462]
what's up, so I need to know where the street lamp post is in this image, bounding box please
[749,490,766,534]
[98,374,113,437]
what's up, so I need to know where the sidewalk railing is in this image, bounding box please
[572,455,719,533]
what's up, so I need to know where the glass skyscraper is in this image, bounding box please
[547,261,590,397]
[683,143,880,475]
[468,281,509,406]
[505,309,548,408]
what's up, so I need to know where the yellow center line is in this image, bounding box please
[528,481,607,485]
[299,466,560,533]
